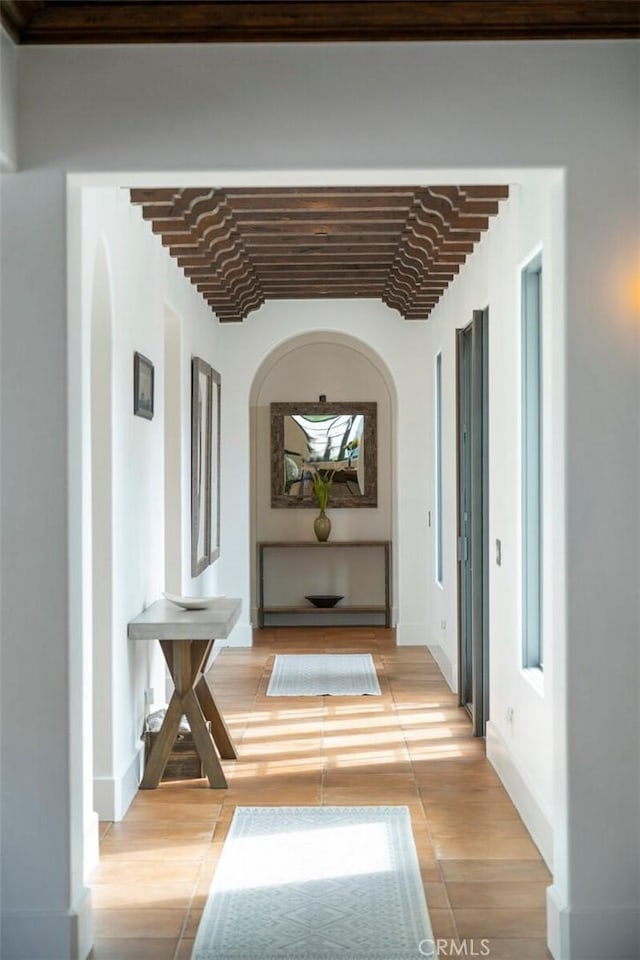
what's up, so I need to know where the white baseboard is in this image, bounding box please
[486,720,553,870]
[427,642,456,691]
[1,886,93,960]
[74,887,93,960]
[93,743,144,821]
[547,884,640,959]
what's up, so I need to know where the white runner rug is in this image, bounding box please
[266,653,381,697]
[192,805,433,960]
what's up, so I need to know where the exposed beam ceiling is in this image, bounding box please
[2,1,638,44]
[130,185,508,322]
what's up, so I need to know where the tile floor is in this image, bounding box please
[89,628,552,959]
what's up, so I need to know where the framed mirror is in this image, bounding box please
[271,401,377,508]
[191,357,221,575]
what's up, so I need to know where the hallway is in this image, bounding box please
[89,628,552,959]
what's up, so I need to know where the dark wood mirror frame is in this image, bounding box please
[191,357,221,575]
[271,401,377,508]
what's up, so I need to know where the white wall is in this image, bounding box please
[77,187,226,822]
[1,37,638,960]
[486,182,562,867]
[423,181,560,867]
[2,170,86,960]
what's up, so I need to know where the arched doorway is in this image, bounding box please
[249,331,397,627]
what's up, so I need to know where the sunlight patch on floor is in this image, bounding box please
[322,701,390,717]
[323,729,406,748]
[216,822,393,891]
[327,749,410,769]
[241,720,325,739]
[229,758,323,777]
[322,713,400,732]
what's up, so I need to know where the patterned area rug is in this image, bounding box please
[266,653,381,697]
[192,806,433,960]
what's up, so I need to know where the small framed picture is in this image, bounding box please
[133,352,154,420]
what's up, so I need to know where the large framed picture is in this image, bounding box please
[191,356,221,576]
[133,352,154,420]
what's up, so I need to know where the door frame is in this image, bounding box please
[456,307,490,736]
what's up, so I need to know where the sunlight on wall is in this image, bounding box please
[624,266,640,320]
[611,251,640,326]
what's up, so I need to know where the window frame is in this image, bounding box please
[521,252,543,671]
[435,351,444,587]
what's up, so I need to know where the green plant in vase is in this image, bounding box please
[310,468,334,541]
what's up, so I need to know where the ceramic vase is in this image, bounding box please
[313,510,331,542]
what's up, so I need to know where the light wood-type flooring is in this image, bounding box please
[89,628,552,959]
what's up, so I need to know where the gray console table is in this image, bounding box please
[128,597,241,788]
[258,541,391,627]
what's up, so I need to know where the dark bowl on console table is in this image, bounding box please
[304,594,344,608]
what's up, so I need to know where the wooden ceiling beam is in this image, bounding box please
[227,184,510,201]
[129,188,180,204]
[233,210,412,225]
[250,252,398,263]
[254,261,390,272]
[177,243,400,273]
[4,2,638,44]
[0,0,45,41]
[261,279,386,288]
[234,221,405,236]
[226,196,415,213]
[264,289,386,298]
[224,187,420,199]
[242,239,400,252]
[137,204,182,220]
[256,277,390,286]
[434,197,501,217]
[456,185,510,199]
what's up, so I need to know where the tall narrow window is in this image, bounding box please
[435,352,443,585]
[522,255,543,669]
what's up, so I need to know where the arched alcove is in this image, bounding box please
[249,331,398,626]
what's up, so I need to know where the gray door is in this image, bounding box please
[457,309,489,736]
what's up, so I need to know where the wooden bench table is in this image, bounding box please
[128,597,241,789]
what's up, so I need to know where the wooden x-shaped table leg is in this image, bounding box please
[140,637,236,789]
